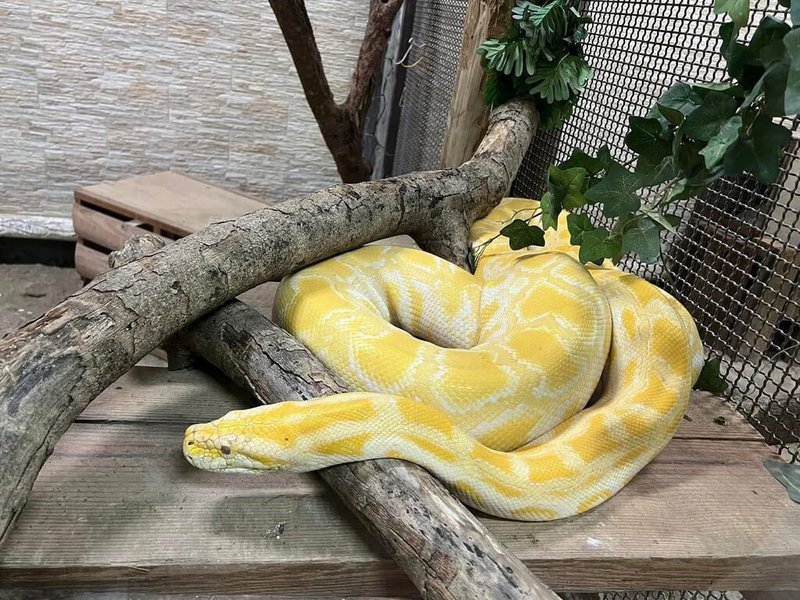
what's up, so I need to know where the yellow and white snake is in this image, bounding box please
[184,198,704,521]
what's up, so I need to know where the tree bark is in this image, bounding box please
[269,0,404,182]
[173,299,560,599]
[0,99,537,546]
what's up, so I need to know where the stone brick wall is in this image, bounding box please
[0,0,368,230]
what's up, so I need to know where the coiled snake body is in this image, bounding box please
[184,198,704,521]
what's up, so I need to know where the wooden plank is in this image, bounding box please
[3,370,799,594]
[75,242,111,281]
[440,0,512,168]
[74,173,266,238]
[679,391,765,441]
[79,367,766,444]
[72,203,167,253]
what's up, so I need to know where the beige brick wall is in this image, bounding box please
[0,0,368,230]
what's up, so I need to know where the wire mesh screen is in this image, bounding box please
[512,0,800,464]
[391,0,468,175]
[389,0,800,597]
[392,1,800,464]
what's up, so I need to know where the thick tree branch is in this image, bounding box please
[269,0,403,182]
[0,99,537,549]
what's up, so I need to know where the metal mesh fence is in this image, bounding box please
[391,0,469,175]
[392,0,800,468]
[512,0,800,464]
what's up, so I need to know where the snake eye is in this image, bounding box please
[220,445,231,455]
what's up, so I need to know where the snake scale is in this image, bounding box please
[184,198,704,521]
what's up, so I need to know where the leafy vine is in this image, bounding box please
[481,0,800,266]
[478,0,592,130]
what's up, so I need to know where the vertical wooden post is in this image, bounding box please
[440,0,512,168]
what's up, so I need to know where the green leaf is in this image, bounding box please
[621,216,662,263]
[763,61,790,116]
[626,116,672,157]
[548,165,589,209]
[693,356,728,394]
[500,219,546,250]
[578,227,620,265]
[784,28,800,115]
[683,91,739,141]
[637,155,679,188]
[566,212,595,245]
[585,163,644,217]
[526,54,593,104]
[540,191,561,231]
[749,17,791,61]
[723,115,792,183]
[700,116,743,169]
[691,81,745,99]
[641,208,681,233]
[656,82,703,122]
[559,149,605,175]
[664,178,706,203]
[763,460,800,503]
[714,0,750,27]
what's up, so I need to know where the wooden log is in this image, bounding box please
[440,0,512,168]
[0,100,537,551]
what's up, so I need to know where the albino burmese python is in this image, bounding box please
[184,198,704,521]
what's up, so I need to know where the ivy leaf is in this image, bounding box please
[637,155,678,187]
[700,116,743,168]
[683,91,739,141]
[749,17,791,62]
[691,81,745,98]
[723,115,792,183]
[655,83,703,125]
[762,61,790,116]
[585,163,644,217]
[540,191,561,231]
[785,28,800,115]
[693,356,728,394]
[500,219,546,250]
[566,212,595,245]
[559,149,605,175]
[548,166,589,209]
[621,216,662,263]
[626,116,672,157]
[763,460,800,504]
[664,178,706,203]
[714,0,750,28]
[578,227,620,265]
[641,208,681,233]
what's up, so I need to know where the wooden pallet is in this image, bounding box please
[0,363,798,596]
[72,172,266,280]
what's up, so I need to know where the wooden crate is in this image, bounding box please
[73,172,266,280]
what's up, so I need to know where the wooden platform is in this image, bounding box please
[0,367,798,596]
[72,172,266,280]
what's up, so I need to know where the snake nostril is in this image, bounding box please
[220,445,231,455]
[186,440,194,445]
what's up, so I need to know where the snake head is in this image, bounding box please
[183,404,299,473]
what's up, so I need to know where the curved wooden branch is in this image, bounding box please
[0,99,537,546]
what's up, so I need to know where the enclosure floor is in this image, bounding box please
[0,367,798,596]
[0,264,82,337]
